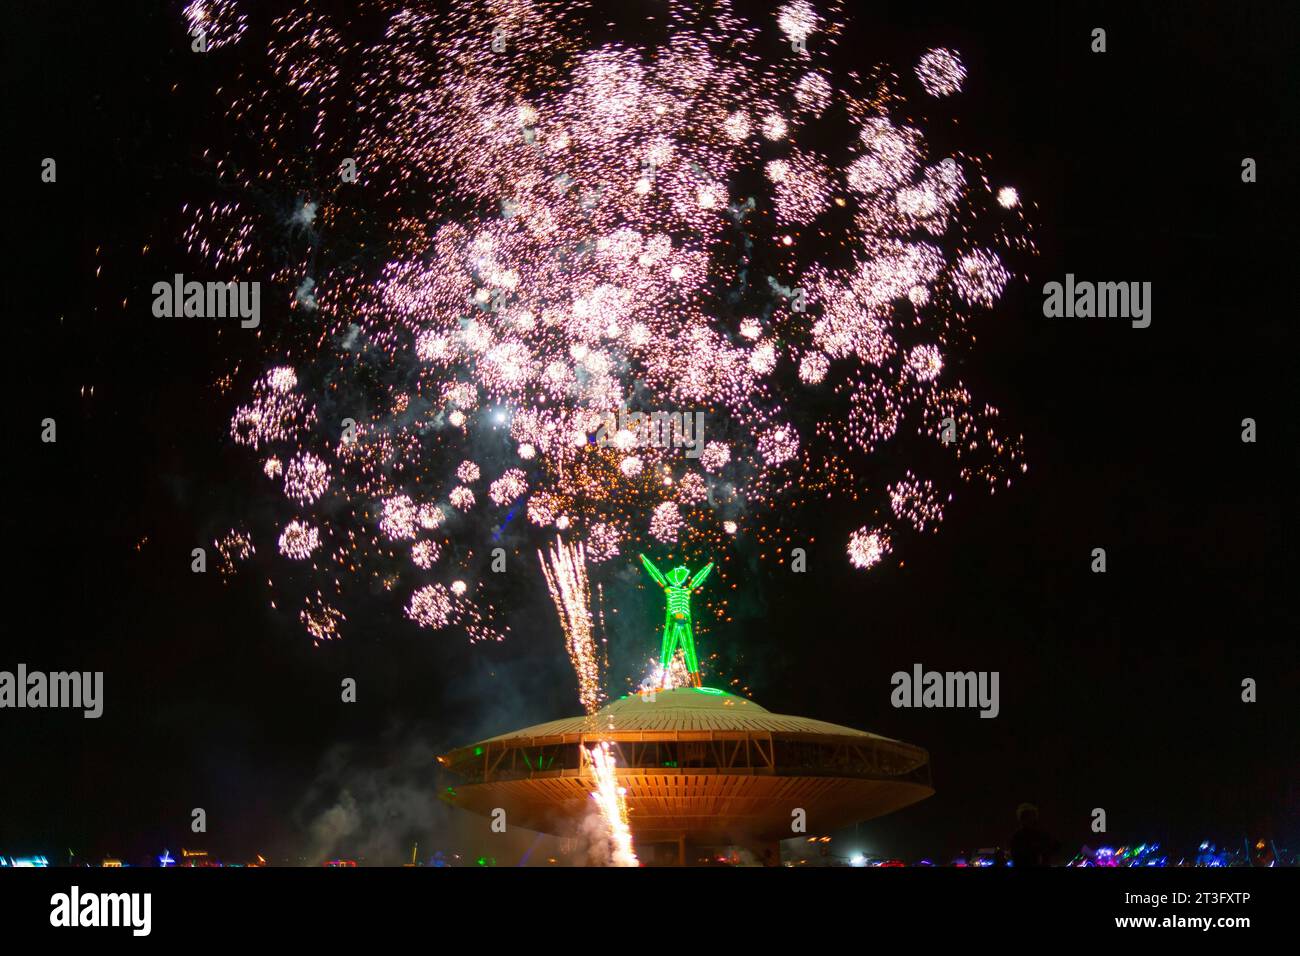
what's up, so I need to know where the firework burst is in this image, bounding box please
[185,0,1030,643]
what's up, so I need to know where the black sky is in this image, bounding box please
[2,0,1295,864]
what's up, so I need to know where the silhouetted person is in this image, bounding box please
[1009,803,1058,868]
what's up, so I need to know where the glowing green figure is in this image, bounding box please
[640,554,714,687]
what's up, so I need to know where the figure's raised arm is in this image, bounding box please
[640,553,667,587]
[688,562,714,590]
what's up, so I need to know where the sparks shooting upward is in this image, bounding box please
[538,537,604,716]
[539,538,638,866]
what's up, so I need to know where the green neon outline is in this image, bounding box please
[640,554,713,685]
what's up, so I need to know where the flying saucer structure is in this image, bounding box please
[439,686,933,864]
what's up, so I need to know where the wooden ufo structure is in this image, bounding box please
[438,686,933,864]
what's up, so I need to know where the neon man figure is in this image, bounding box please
[640,554,713,687]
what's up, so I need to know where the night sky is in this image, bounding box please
[3,0,1295,864]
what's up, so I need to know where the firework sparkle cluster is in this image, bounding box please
[188,0,1031,646]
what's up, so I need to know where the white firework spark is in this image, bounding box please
[847,526,891,569]
[916,47,966,97]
